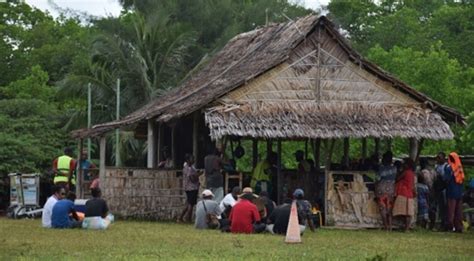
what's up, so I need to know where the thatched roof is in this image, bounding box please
[205,102,453,140]
[72,15,463,139]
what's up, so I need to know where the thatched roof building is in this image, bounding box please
[72,15,463,141]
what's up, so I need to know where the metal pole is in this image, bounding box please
[115,79,121,167]
[87,83,91,161]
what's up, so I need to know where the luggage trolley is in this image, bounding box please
[7,173,42,218]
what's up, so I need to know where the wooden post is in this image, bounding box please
[416,139,424,163]
[361,138,367,160]
[374,138,380,157]
[252,139,258,168]
[386,139,393,152]
[409,138,419,161]
[193,112,199,162]
[313,138,321,172]
[76,139,84,198]
[171,124,176,169]
[147,119,156,168]
[343,138,350,168]
[325,139,336,172]
[266,140,273,159]
[157,123,163,164]
[277,140,282,204]
[304,139,309,159]
[99,136,106,185]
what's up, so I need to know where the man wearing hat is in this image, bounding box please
[293,188,315,232]
[228,187,266,234]
[195,189,222,229]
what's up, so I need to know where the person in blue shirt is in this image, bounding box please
[443,153,464,232]
[79,149,96,181]
[51,192,82,229]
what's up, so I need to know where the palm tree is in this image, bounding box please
[58,3,196,165]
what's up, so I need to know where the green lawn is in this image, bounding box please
[1,218,473,260]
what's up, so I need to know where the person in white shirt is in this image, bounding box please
[42,185,65,228]
[219,186,241,217]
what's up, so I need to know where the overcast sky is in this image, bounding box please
[26,0,329,18]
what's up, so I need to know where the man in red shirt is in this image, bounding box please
[229,187,266,234]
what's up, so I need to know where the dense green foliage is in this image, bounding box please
[0,0,472,176]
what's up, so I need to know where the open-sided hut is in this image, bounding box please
[72,15,463,226]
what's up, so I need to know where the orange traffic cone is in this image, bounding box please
[285,200,302,244]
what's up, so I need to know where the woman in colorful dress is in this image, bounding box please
[393,158,416,231]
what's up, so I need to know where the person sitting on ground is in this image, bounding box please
[219,186,241,218]
[42,185,65,228]
[229,187,266,234]
[195,189,222,229]
[51,192,82,229]
[293,188,315,233]
[416,175,430,229]
[257,191,276,223]
[82,188,114,230]
[267,198,303,235]
[393,158,416,232]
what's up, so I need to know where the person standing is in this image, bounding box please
[79,149,96,182]
[416,175,430,229]
[433,152,449,230]
[393,158,416,231]
[375,151,397,231]
[42,186,65,228]
[178,154,200,223]
[52,147,77,191]
[204,147,224,203]
[444,152,465,232]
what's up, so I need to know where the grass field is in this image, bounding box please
[1,218,473,260]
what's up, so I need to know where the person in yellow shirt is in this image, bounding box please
[251,152,277,195]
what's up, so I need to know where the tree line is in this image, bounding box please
[0,0,472,175]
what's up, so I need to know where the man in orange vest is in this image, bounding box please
[52,147,77,191]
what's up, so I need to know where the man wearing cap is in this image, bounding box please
[195,189,222,229]
[52,147,77,191]
[228,187,266,234]
[293,188,315,232]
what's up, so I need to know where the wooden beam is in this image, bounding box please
[157,123,163,164]
[386,139,393,152]
[266,140,273,159]
[409,138,418,161]
[99,136,106,185]
[147,119,156,168]
[252,139,258,168]
[76,138,84,198]
[374,138,380,157]
[325,139,336,172]
[171,124,176,169]
[313,138,321,172]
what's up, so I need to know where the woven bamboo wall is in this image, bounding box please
[102,168,185,220]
